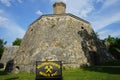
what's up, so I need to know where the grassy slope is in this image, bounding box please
[0,67,120,80]
[64,67,120,80]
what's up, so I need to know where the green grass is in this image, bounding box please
[0,67,120,80]
[0,71,35,80]
[63,67,120,80]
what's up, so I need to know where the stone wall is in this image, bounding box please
[0,46,19,70]
[12,14,114,73]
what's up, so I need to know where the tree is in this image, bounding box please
[104,35,120,59]
[12,38,22,46]
[105,35,120,50]
[105,35,115,44]
[0,39,7,59]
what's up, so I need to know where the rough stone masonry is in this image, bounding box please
[0,2,114,73]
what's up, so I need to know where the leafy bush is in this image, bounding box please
[12,38,22,46]
[0,39,7,59]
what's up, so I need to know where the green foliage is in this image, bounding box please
[12,38,22,46]
[105,35,120,51]
[104,35,120,59]
[0,39,7,59]
[0,39,7,47]
[0,47,4,59]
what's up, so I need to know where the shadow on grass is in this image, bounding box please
[0,70,19,80]
[5,77,19,80]
[0,70,8,75]
[82,66,120,74]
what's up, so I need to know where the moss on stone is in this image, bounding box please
[51,24,56,28]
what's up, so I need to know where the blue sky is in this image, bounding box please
[0,0,120,45]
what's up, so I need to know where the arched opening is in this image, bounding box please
[81,26,84,29]
[13,66,20,74]
[16,66,20,70]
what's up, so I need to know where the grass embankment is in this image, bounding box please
[0,67,120,80]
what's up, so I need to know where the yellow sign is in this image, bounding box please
[36,61,62,77]
[39,71,58,77]
[37,62,60,69]
[45,65,53,73]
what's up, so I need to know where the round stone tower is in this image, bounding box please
[53,2,66,14]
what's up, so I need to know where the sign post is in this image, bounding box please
[36,61,62,80]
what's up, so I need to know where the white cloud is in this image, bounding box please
[112,30,120,37]
[0,16,8,24]
[98,30,111,39]
[99,29,120,39]
[67,0,94,18]
[96,0,120,13]
[17,0,23,3]
[96,0,104,3]
[0,0,23,7]
[0,16,25,45]
[102,0,119,9]
[89,0,120,39]
[0,9,3,13]
[0,0,11,7]
[92,12,120,31]
[51,0,94,18]
[36,10,43,15]
[79,6,93,18]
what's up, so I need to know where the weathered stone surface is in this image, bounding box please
[0,46,19,70]
[53,2,66,14]
[11,14,114,73]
